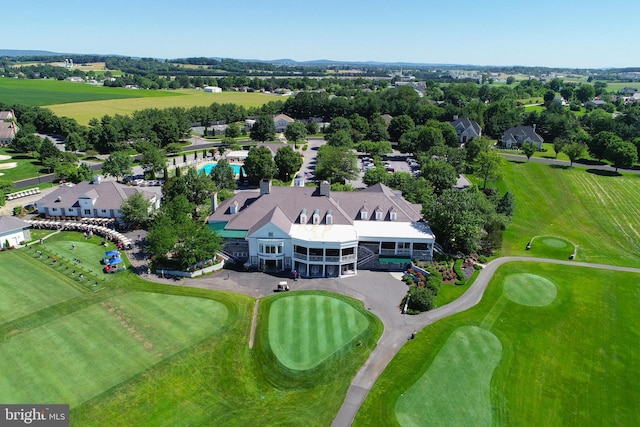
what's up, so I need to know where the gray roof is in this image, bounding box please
[0,111,13,121]
[37,181,156,210]
[0,216,30,234]
[502,126,543,143]
[209,183,423,232]
[0,122,17,140]
[451,117,481,135]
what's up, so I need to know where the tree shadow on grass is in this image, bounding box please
[575,158,607,166]
[550,164,571,170]
[586,169,621,177]
[508,159,526,164]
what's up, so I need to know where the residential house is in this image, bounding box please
[273,114,295,132]
[585,99,608,108]
[0,110,18,146]
[36,178,160,219]
[620,87,638,95]
[204,86,222,93]
[450,116,482,143]
[501,125,544,149]
[0,216,31,248]
[208,179,435,278]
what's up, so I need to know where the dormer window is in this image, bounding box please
[300,208,307,224]
[326,209,333,225]
[361,209,368,220]
[390,209,397,221]
[230,200,239,214]
[313,209,320,225]
[375,209,382,220]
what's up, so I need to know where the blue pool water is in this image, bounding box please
[198,163,244,175]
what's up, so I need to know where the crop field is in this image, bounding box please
[355,262,640,426]
[499,161,640,267]
[0,77,175,107]
[45,89,283,125]
[267,293,370,370]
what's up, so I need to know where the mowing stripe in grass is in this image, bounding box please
[395,325,502,427]
[268,294,369,370]
[0,292,228,407]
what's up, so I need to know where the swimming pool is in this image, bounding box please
[198,163,244,175]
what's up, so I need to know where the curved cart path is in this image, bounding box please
[331,256,640,427]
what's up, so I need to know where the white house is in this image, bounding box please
[204,86,222,93]
[208,179,435,277]
[273,114,295,132]
[36,179,160,219]
[0,216,31,248]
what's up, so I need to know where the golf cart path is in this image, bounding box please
[331,256,640,427]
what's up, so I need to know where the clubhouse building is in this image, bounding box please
[208,179,435,278]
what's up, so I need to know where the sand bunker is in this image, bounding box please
[0,155,11,161]
[0,162,17,170]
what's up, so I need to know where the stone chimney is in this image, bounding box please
[532,123,537,132]
[259,179,271,196]
[210,192,218,213]
[93,175,102,185]
[319,181,330,197]
[453,115,459,121]
[294,173,305,187]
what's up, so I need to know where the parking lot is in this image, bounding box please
[349,150,419,188]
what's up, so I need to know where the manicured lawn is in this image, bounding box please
[0,147,47,183]
[499,161,640,267]
[0,292,228,406]
[46,90,283,125]
[267,293,370,370]
[355,262,640,426]
[0,250,81,323]
[0,242,383,426]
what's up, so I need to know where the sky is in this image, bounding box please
[3,0,640,69]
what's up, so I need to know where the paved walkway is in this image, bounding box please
[109,242,640,426]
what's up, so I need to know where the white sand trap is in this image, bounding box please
[0,173,3,176]
[0,155,11,161]
[0,162,17,170]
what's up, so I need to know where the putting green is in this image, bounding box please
[267,294,369,370]
[503,273,557,307]
[395,325,502,427]
[0,251,82,323]
[0,292,228,407]
[538,237,569,248]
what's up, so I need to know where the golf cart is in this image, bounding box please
[275,281,290,292]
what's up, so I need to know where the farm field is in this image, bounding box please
[355,261,640,426]
[0,77,175,107]
[498,161,640,267]
[46,89,283,125]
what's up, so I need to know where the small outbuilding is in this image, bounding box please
[0,216,31,248]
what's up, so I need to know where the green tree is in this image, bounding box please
[243,146,276,183]
[163,167,215,211]
[274,145,303,181]
[476,149,503,189]
[575,84,596,103]
[388,114,415,142]
[356,140,393,158]
[65,132,88,152]
[366,115,390,142]
[249,115,276,142]
[496,191,515,217]
[327,129,353,148]
[465,136,493,163]
[325,117,351,136]
[484,100,522,139]
[36,138,60,162]
[552,137,568,159]
[589,131,620,161]
[284,121,308,147]
[404,285,435,312]
[363,167,389,186]
[605,140,638,171]
[225,122,241,138]
[315,145,358,183]
[421,160,457,195]
[120,191,153,228]
[521,141,537,162]
[209,158,237,191]
[140,146,167,175]
[0,180,15,207]
[563,142,586,166]
[102,151,133,181]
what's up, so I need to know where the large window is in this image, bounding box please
[381,242,395,250]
